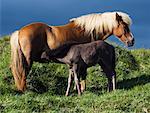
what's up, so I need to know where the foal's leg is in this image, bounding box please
[73,64,81,96]
[65,68,73,96]
[112,71,116,90]
[99,61,116,92]
[73,76,86,93]
[106,71,116,92]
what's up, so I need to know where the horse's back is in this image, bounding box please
[18,22,51,60]
[19,22,49,39]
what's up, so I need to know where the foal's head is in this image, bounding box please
[113,13,134,47]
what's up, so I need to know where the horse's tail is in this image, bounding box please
[10,31,27,91]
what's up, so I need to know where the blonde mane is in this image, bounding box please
[70,11,132,35]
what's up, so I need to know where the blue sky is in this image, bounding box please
[1,0,150,48]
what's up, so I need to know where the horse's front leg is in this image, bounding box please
[80,72,87,92]
[80,80,86,92]
[73,79,86,93]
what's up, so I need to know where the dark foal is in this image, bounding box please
[42,40,116,96]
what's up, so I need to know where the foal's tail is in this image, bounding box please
[10,31,27,91]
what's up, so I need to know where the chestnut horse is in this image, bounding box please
[10,11,134,92]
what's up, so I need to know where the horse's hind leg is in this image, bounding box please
[20,55,32,91]
[23,56,32,90]
[19,47,33,92]
[12,54,32,92]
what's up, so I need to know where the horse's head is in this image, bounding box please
[113,13,134,47]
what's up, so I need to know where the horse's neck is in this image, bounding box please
[72,25,113,41]
[53,22,113,45]
[88,30,112,41]
[98,32,112,40]
[60,22,91,43]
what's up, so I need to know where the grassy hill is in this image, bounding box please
[0,36,150,113]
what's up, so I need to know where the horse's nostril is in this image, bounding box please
[132,38,135,44]
[127,38,135,47]
[127,40,134,47]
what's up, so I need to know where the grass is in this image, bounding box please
[0,36,150,113]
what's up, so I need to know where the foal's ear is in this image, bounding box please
[116,13,123,24]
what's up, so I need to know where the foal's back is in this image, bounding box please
[79,41,114,66]
[59,40,115,66]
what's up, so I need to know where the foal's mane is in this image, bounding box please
[70,11,132,35]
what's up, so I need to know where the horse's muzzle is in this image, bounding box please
[127,38,135,47]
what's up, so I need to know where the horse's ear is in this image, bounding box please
[116,13,122,23]
[69,19,74,23]
[49,26,52,31]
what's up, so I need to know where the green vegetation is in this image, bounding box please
[0,36,150,113]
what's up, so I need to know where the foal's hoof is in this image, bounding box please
[78,92,81,96]
[65,93,69,96]
[78,94,81,96]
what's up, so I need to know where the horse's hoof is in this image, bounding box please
[81,88,85,93]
